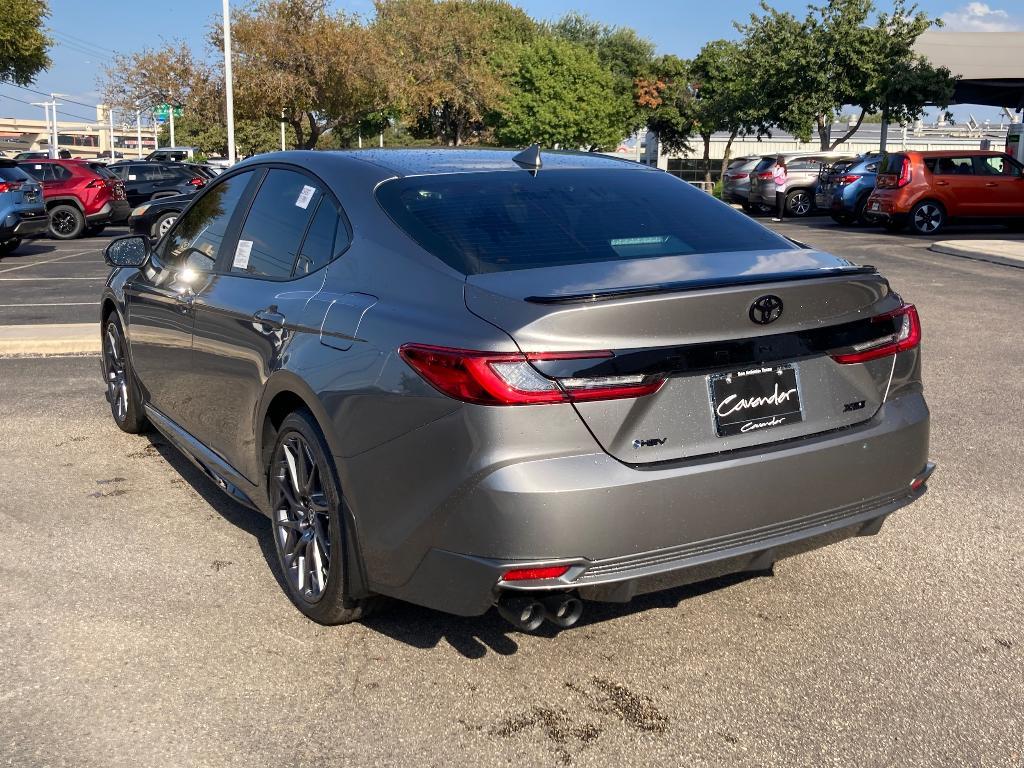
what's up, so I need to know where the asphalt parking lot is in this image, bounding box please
[1,220,1022,767]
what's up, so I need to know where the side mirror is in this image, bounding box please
[104,235,150,268]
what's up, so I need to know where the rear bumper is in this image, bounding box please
[378,391,931,616]
[1,210,48,238]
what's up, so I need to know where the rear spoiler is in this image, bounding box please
[524,266,879,305]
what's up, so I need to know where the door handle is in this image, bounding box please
[253,308,286,329]
[936,180,949,186]
[173,291,194,314]
[984,182,998,187]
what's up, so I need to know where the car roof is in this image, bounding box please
[318,148,652,177]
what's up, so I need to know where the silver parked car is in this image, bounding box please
[749,151,860,217]
[721,155,764,210]
[99,148,933,631]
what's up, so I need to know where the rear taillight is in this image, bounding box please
[897,157,912,188]
[757,171,773,180]
[727,172,747,180]
[839,174,861,185]
[831,304,921,364]
[0,181,20,193]
[398,344,665,405]
[188,177,205,187]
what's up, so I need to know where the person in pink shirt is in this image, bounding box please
[771,156,788,222]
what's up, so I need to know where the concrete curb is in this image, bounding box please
[0,323,99,357]
[929,240,1024,269]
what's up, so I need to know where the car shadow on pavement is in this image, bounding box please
[143,431,768,658]
[361,571,767,659]
[0,240,58,260]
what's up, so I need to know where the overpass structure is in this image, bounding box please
[0,105,158,160]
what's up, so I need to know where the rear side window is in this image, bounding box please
[294,200,347,275]
[0,165,31,182]
[880,154,908,174]
[376,169,794,275]
[231,169,324,278]
[753,157,775,172]
[933,157,974,175]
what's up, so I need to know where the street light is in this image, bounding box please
[223,0,237,164]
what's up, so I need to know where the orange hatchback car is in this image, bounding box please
[866,150,1024,235]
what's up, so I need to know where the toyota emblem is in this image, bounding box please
[749,295,784,325]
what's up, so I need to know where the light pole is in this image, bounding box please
[31,102,51,155]
[280,109,285,151]
[223,0,237,164]
[109,106,116,160]
[169,105,176,148]
[135,107,143,158]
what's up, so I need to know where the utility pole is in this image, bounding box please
[135,108,143,158]
[223,0,237,164]
[31,101,51,155]
[280,109,286,151]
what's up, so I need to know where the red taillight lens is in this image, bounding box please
[188,177,205,187]
[831,304,921,364]
[727,172,747,180]
[398,344,664,406]
[0,181,12,193]
[897,157,912,187]
[839,174,860,185]
[501,565,570,582]
[757,171,773,180]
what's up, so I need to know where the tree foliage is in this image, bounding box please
[494,36,627,150]
[736,0,954,150]
[0,0,51,86]
[101,43,213,117]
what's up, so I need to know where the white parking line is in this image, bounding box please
[0,250,93,275]
[0,302,96,307]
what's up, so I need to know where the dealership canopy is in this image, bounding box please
[915,31,1024,109]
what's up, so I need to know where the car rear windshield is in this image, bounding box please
[753,157,776,172]
[879,154,907,174]
[376,169,793,275]
[0,165,32,182]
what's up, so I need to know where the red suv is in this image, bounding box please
[18,159,131,239]
[866,150,1024,235]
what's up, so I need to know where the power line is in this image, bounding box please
[0,90,100,123]
[3,81,100,111]
[49,29,117,58]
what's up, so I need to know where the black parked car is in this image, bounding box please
[106,162,206,207]
[128,191,196,239]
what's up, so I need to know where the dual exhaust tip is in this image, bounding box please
[496,593,583,631]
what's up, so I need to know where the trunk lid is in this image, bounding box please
[465,250,900,464]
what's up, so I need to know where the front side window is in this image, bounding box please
[974,155,1023,177]
[376,169,794,275]
[159,171,255,272]
[231,169,324,278]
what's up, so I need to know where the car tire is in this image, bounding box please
[908,200,945,235]
[48,204,86,240]
[785,189,812,217]
[0,237,22,255]
[152,212,178,239]
[268,410,372,625]
[102,316,148,434]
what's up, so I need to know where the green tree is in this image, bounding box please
[550,13,656,137]
[0,0,51,85]
[223,0,392,149]
[100,43,212,119]
[643,55,695,155]
[737,0,953,150]
[494,36,626,150]
[374,0,532,145]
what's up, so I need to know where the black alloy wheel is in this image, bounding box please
[102,318,147,433]
[786,189,812,217]
[48,204,86,239]
[269,411,369,624]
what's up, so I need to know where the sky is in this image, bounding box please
[3,0,1021,127]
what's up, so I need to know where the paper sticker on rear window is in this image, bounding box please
[295,185,316,209]
[233,239,253,270]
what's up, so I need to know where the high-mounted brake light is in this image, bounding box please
[188,177,205,187]
[501,565,571,582]
[831,304,921,364]
[398,344,664,406]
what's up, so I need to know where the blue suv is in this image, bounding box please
[0,160,47,254]
[817,154,881,225]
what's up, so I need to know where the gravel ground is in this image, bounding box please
[0,220,1021,767]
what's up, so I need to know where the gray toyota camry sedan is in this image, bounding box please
[100,148,933,630]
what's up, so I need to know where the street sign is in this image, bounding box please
[154,104,184,119]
